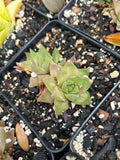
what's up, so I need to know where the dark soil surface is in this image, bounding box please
[0,24,119,151]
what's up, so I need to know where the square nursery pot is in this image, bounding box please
[0,1,48,70]
[59,152,80,160]
[23,0,71,19]
[70,80,120,160]
[0,94,54,160]
[59,0,120,55]
[0,20,120,154]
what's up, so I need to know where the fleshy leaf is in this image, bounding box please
[43,76,57,93]
[21,47,53,74]
[71,76,93,92]
[62,79,79,94]
[113,0,120,22]
[54,99,69,116]
[42,0,65,13]
[6,0,22,25]
[50,62,62,77]
[78,68,90,77]
[0,16,10,31]
[65,91,91,105]
[20,60,32,72]
[0,0,10,21]
[57,62,79,86]
[0,127,6,155]
[16,122,29,152]
[0,22,12,48]
[29,74,49,88]
[37,87,54,104]
[52,48,60,64]
[104,32,120,46]
[52,86,66,102]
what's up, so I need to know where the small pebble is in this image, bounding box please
[110,71,119,78]
[64,10,71,18]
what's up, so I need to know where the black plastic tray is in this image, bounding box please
[0,20,120,154]
[58,0,120,59]
[0,93,54,160]
[70,80,120,158]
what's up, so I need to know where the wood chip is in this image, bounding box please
[73,7,81,13]
[16,122,29,152]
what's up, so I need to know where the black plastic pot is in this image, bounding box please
[70,80,120,159]
[0,2,48,71]
[23,0,72,19]
[0,93,54,160]
[58,0,120,59]
[0,20,120,154]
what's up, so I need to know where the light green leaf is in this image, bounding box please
[52,48,60,64]
[78,68,90,77]
[62,79,79,94]
[65,91,91,105]
[57,62,79,86]
[37,88,54,104]
[26,49,38,62]
[71,76,93,92]
[29,74,49,87]
[43,76,56,93]
[0,0,10,21]
[52,86,66,102]
[21,60,32,72]
[0,16,9,31]
[21,47,53,74]
[0,22,12,48]
[50,62,62,77]
[6,0,22,26]
[54,99,69,116]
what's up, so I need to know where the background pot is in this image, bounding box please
[58,0,120,57]
[0,2,48,70]
[0,93,54,160]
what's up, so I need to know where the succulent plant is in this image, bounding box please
[16,46,92,116]
[0,0,22,48]
[38,62,92,116]
[0,120,14,160]
[42,0,65,13]
[102,0,120,31]
[111,0,120,30]
[15,46,62,87]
